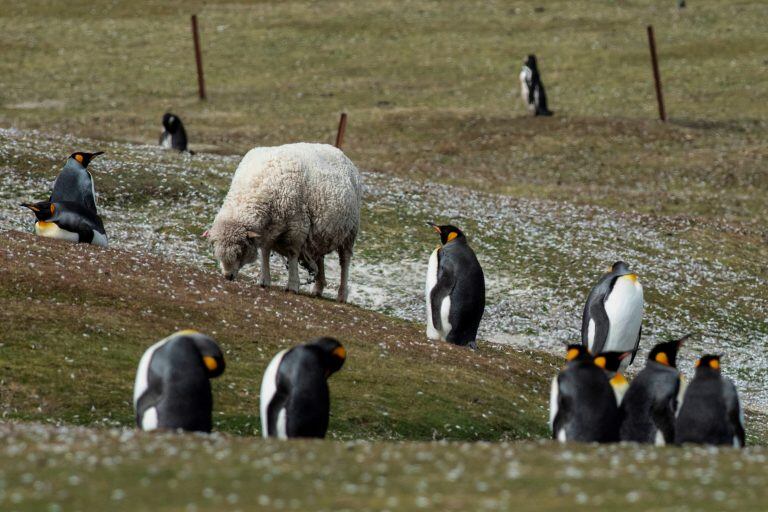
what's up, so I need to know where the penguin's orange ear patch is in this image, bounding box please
[709,359,720,370]
[75,154,84,163]
[593,356,607,369]
[50,204,55,214]
[655,352,669,366]
[203,356,218,372]
[446,232,458,242]
[332,346,346,360]
[566,348,579,361]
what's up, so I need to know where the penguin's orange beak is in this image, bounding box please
[426,222,441,234]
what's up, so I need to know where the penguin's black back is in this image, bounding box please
[436,239,485,345]
[675,371,740,446]
[620,362,679,443]
[51,168,96,212]
[273,346,331,438]
[139,338,213,432]
[556,360,620,442]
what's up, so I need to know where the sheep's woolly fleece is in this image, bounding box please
[209,143,361,270]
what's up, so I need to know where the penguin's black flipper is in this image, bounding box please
[588,298,610,354]
[724,379,746,447]
[629,326,642,365]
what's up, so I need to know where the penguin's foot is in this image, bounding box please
[467,341,479,350]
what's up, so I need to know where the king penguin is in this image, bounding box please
[425,222,485,349]
[519,54,553,116]
[620,335,688,445]
[159,113,189,152]
[593,351,631,405]
[21,200,108,247]
[51,151,104,212]
[260,337,346,439]
[675,355,745,447]
[581,261,644,369]
[549,344,621,443]
[133,330,225,432]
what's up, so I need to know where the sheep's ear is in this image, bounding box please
[246,231,258,239]
[202,230,210,238]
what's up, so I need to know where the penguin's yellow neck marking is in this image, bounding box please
[610,374,628,387]
[176,329,200,336]
[623,274,639,283]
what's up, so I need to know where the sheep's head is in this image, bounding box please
[207,220,259,281]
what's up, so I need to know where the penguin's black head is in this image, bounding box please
[181,330,226,378]
[69,151,104,168]
[609,261,631,274]
[695,354,721,372]
[525,54,538,68]
[564,344,592,363]
[427,222,465,245]
[21,201,56,221]
[593,351,630,372]
[308,337,346,377]
[648,334,690,368]
[163,113,181,133]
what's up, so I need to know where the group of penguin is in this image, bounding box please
[424,225,746,447]
[19,114,190,245]
[134,330,345,438]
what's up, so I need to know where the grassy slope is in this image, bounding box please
[0,230,552,441]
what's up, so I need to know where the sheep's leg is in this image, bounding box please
[286,253,300,293]
[259,246,271,287]
[337,247,352,303]
[312,256,326,297]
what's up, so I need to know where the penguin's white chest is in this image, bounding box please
[604,277,643,352]
[519,66,532,106]
[160,132,173,149]
[35,221,78,243]
[425,248,443,340]
[260,349,289,439]
[548,376,559,431]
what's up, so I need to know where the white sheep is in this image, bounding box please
[208,143,362,302]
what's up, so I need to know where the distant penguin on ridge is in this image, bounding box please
[21,200,108,247]
[260,337,346,439]
[425,222,485,349]
[581,261,644,369]
[620,334,689,445]
[159,113,189,152]
[549,344,621,443]
[51,151,104,212]
[133,330,225,432]
[519,54,553,116]
[675,355,745,447]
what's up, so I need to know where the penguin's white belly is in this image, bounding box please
[654,429,666,446]
[35,222,78,243]
[439,296,452,339]
[276,408,288,440]
[425,249,441,340]
[548,376,559,431]
[141,407,159,431]
[604,279,643,352]
[161,133,173,149]
[519,67,532,107]
[92,231,109,247]
[260,349,288,438]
